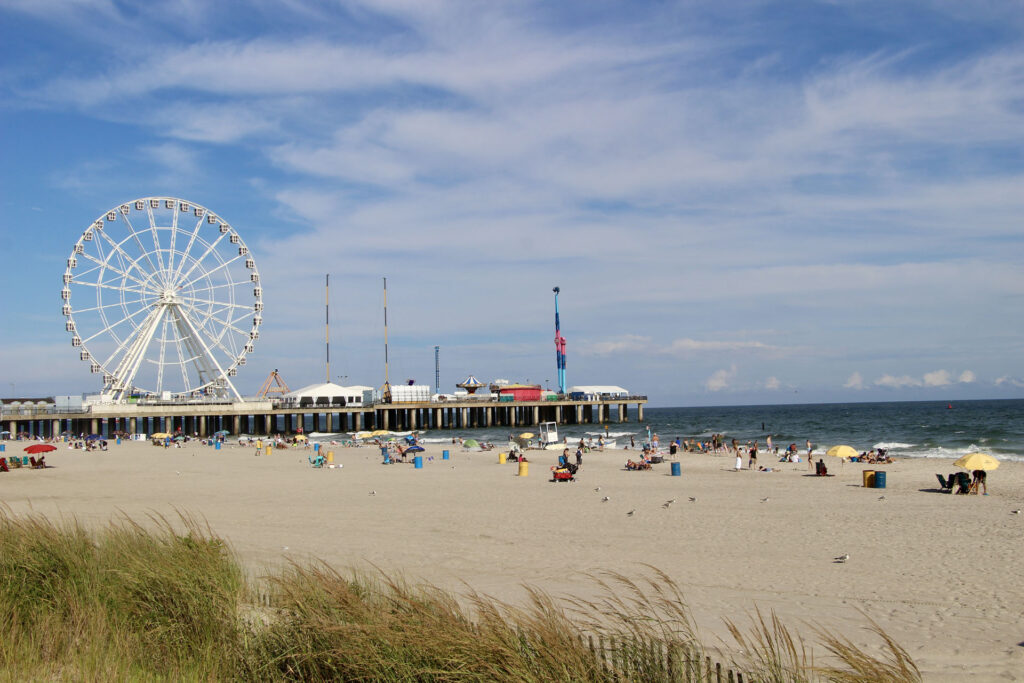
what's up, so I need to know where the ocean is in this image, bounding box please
[349,399,1024,463]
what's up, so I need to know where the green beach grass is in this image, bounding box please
[0,510,919,682]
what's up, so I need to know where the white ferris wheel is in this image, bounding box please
[62,197,262,402]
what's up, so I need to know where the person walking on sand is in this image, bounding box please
[748,442,758,470]
[735,450,743,471]
[766,434,773,453]
[255,438,262,456]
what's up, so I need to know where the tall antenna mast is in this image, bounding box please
[325,274,330,383]
[553,286,566,394]
[382,277,391,399]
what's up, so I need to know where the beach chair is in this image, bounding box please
[935,473,953,491]
[308,453,325,468]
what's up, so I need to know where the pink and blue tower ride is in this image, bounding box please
[553,286,567,394]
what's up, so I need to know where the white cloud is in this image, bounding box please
[844,372,864,389]
[958,370,976,383]
[875,374,922,389]
[667,338,774,354]
[705,365,737,392]
[922,369,952,387]
[995,376,1024,388]
[764,376,780,390]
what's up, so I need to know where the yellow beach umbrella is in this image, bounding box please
[953,452,999,471]
[825,445,858,460]
[150,433,171,439]
[353,431,372,439]
[518,432,535,439]
[293,434,308,441]
[369,430,391,437]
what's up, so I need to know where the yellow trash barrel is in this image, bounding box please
[862,470,875,488]
[518,461,529,477]
[498,452,507,464]
[266,445,273,456]
[327,451,334,464]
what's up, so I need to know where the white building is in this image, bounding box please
[281,382,374,408]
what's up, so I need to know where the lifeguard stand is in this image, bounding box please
[256,369,290,399]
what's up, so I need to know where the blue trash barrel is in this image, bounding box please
[314,442,320,452]
[0,444,5,452]
[215,441,221,450]
[442,449,450,460]
[116,437,121,445]
[671,461,681,476]
[874,470,887,488]
[414,455,423,469]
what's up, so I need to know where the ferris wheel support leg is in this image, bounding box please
[111,306,166,402]
[174,306,243,401]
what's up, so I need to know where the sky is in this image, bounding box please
[1,0,1022,407]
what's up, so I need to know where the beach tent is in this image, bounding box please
[282,382,374,408]
[567,385,630,398]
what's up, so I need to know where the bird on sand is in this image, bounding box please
[760,497,770,503]
[369,490,376,496]
[878,495,886,500]
[594,487,601,492]
[834,553,849,563]
[1012,510,1021,515]
[688,496,697,502]
[602,496,611,502]
[627,509,636,516]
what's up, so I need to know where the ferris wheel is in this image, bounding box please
[62,197,262,402]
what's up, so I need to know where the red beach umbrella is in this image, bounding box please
[24,444,57,454]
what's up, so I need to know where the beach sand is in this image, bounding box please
[2,440,1022,680]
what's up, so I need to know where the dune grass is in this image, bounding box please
[0,509,920,682]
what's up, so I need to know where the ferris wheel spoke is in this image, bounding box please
[178,305,239,356]
[155,315,172,394]
[80,305,154,345]
[71,280,150,298]
[120,212,165,287]
[69,296,148,316]
[181,301,252,340]
[77,250,155,293]
[170,215,208,285]
[180,294,253,312]
[105,305,166,397]
[142,205,171,288]
[93,228,161,291]
[173,228,231,286]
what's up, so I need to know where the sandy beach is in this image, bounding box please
[2,439,1021,680]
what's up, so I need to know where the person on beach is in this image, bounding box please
[575,447,583,468]
[806,440,814,458]
[971,469,988,495]
[735,451,743,470]
[597,435,604,451]
[748,442,758,470]
[766,435,773,453]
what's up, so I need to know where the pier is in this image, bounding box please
[2,396,647,439]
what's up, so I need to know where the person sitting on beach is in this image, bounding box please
[559,449,569,468]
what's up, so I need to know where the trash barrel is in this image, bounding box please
[862,470,875,488]
[671,461,681,476]
[442,449,450,460]
[0,444,5,452]
[266,446,272,456]
[215,441,221,450]
[518,461,529,477]
[314,442,320,452]
[326,451,334,464]
[874,470,887,489]
[116,437,121,445]
[498,452,507,464]
[414,455,423,469]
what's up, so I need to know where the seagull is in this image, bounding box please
[666,498,676,504]
[594,487,601,492]
[662,502,673,509]
[760,497,770,503]
[1012,510,1021,515]
[369,490,376,496]
[834,553,849,563]
[627,509,636,516]
[175,471,181,475]
[282,546,289,550]
[602,496,611,502]
[688,496,697,502]
[878,495,886,500]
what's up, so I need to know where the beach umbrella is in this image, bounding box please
[85,434,102,440]
[150,432,171,439]
[173,435,186,442]
[518,432,535,439]
[370,430,391,437]
[954,452,999,471]
[214,430,230,436]
[406,445,425,453]
[825,445,858,460]
[24,444,56,454]
[352,431,372,440]
[463,439,480,449]
[293,434,308,441]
